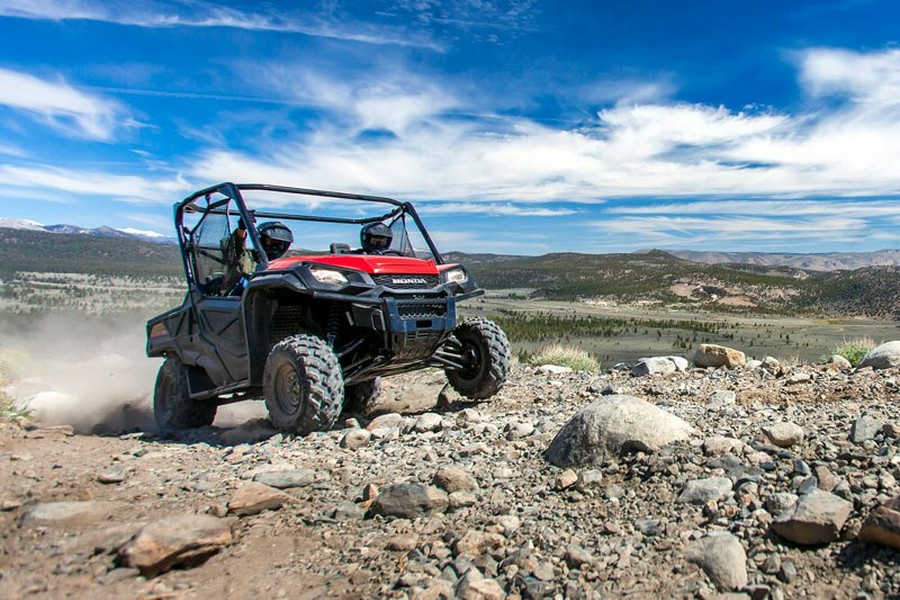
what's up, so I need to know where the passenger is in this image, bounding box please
[360,222,393,254]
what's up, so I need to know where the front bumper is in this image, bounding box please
[349,295,454,355]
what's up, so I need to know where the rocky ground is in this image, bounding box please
[2,354,900,599]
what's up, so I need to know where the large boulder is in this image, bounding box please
[858,341,900,370]
[693,344,746,368]
[545,395,696,467]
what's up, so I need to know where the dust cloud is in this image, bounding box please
[0,313,266,434]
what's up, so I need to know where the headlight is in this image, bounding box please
[310,268,349,285]
[444,268,468,284]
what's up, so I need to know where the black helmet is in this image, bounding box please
[361,222,393,253]
[257,221,293,260]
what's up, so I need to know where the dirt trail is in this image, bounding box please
[2,364,900,599]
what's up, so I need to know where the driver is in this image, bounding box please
[222,217,254,294]
[257,221,294,261]
[360,222,393,254]
[222,220,293,296]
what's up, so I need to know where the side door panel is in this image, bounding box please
[195,295,248,384]
[178,192,253,387]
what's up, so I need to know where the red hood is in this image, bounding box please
[267,254,449,275]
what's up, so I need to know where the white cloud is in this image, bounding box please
[244,64,462,137]
[422,202,577,217]
[0,68,125,140]
[579,79,676,106]
[5,41,900,254]
[607,199,900,218]
[599,104,786,161]
[0,0,442,49]
[710,48,900,198]
[187,103,794,202]
[0,164,189,202]
[799,47,900,105]
[428,229,550,254]
[588,215,873,248]
[0,141,28,157]
[592,215,867,235]
[190,47,900,206]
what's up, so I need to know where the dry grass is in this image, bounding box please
[528,343,601,373]
[829,337,878,367]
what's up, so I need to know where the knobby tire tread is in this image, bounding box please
[447,317,511,400]
[263,334,343,434]
[154,357,217,432]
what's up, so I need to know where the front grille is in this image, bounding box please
[373,274,439,289]
[397,302,447,319]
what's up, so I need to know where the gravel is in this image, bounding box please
[3,359,900,598]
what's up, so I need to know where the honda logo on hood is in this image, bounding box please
[391,277,428,285]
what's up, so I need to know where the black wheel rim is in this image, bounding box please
[458,339,484,381]
[272,362,302,416]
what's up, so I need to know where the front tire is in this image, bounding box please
[154,357,217,432]
[263,335,344,434]
[445,318,511,400]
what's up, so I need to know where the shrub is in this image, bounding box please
[528,343,601,373]
[0,381,29,420]
[0,359,29,420]
[829,337,877,367]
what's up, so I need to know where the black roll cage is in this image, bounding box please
[174,182,445,288]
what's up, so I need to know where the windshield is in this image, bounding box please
[177,185,442,269]
[242,192,435,260]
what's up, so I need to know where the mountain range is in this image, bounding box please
[2,219,900,319]
[0,218,173,243]
[3,217,897,272]
[666,249,900,272]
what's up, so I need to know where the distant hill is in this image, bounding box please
[2,227,899,319]
[667,249,900,271]
[455,249,900,320]
[0,227,182,280]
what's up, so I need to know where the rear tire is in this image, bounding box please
[154,357,217,432]
[263,334,344,434]
[343,378,381,414]
[445,318,511,400]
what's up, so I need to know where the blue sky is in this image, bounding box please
[1,0,899,255]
